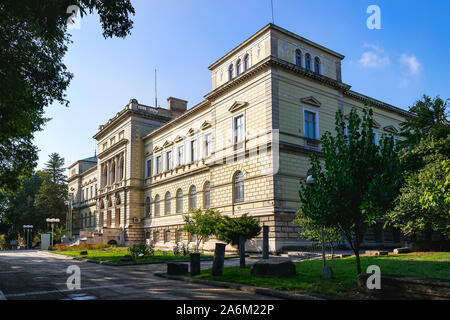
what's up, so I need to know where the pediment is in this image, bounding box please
[228,101,248,113]
[372,119,381,129]
[200,121,212,130]
[300,96,321,107]
[153,145,163,153]
[163,140,174,148]
[174,135,184,143]
[187,128,197,137]
[383,125,398,134]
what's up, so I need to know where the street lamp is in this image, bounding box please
[46,218,60,247]
[306,173,333,278]
[23,225,33,249]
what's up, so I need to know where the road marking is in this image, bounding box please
[0,289,6,300]
[3,279,166,298]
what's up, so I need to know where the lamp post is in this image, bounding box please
[306,173,333,278]
[46,218,60,247]
[23,225,33,249]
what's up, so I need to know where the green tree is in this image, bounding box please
[0,172,44,233]
[294,213,343,258]
[0,1,135,192]
[35,153,68,223]
[299,108,402,274]
[386,137,450,238]
[183,208,222,252]
[399,95,449,148]
[215,214,261,246]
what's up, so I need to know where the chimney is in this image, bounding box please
[167,97,187,113]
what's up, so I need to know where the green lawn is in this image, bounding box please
[54,246,213,264]
[193,252,450,296]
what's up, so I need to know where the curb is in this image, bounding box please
[46,251,240,266]
[154,272,325,300]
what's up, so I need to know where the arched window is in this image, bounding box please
[244,54,249,71]
[102,165,107,187]
[314,56,321,74]
[145,197,151,218]
[154,231,160,242]
[228,64,233,81]
[119,156,124,180]
[203,182,210,209]
[176,230,183,243]
[189,186,197,210]
[110,160,116,183]
[165,192,171,215]
[233,171,244,203]
[154,195,160,216]
[176,189,183,213]
[305,53,311,71]
[236,59,241,76]
[165,230,171,243]
[295,49,302,67]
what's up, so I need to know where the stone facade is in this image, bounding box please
[67,24,412,252]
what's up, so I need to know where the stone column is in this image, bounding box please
[190,253,201,276]
[239,235,246,268]
[262,226,269,259]
[212,243,226,276]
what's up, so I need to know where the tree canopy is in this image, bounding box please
[0,0,135,192]
[215,214,261,247]
[298,108,402,274]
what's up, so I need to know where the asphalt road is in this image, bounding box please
[0,250,276,300]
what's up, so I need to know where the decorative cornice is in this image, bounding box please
[300,96,322,107]
[228,101,248,113]
[174,135,184,142]
[97,139,128,160]
[383,125,399,134]
[344,90,414,118]
[162,140,174,148]
[200,121,212,130]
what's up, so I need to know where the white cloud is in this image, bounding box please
[363,43,383,53]
[359,51,390,68]
[399,54,421,75]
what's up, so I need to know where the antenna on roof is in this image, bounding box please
[271,0,274,24]
[154,68,158,108]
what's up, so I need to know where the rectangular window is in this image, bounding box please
[81,189,84,202]
[90,186,93,199]
[177,145,184,166]
[191,139,197,162]
[110,137,115,145]
[146,158,152,177]
[119,131,124,140]
[166,151,173,170]
[233,114,245,149]
[304,110,316,139]
[156,155,162,174]
[103,142,108,151]
[204,133,212,157]
[374,131,379,145]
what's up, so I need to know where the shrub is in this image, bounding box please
[129,243,154,260]
[0,234,7,250]
[173,242,182,256]
[216,214,261,246]
[182,242,190,256]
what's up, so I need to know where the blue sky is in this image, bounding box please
[34,0,450,169]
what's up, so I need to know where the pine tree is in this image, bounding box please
[35,153,68,223]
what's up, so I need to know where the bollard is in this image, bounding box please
[239,235,246,268]
[212,243,226,276]
[262,226,269,259]
[190,253,201,276]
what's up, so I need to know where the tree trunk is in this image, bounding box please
[354,248,362,274]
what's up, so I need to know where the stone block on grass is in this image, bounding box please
[250,258,296,277]
[393,247,410,254]
[365,250,388,256]
[167,262,189,275]
[79,251,88,256]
